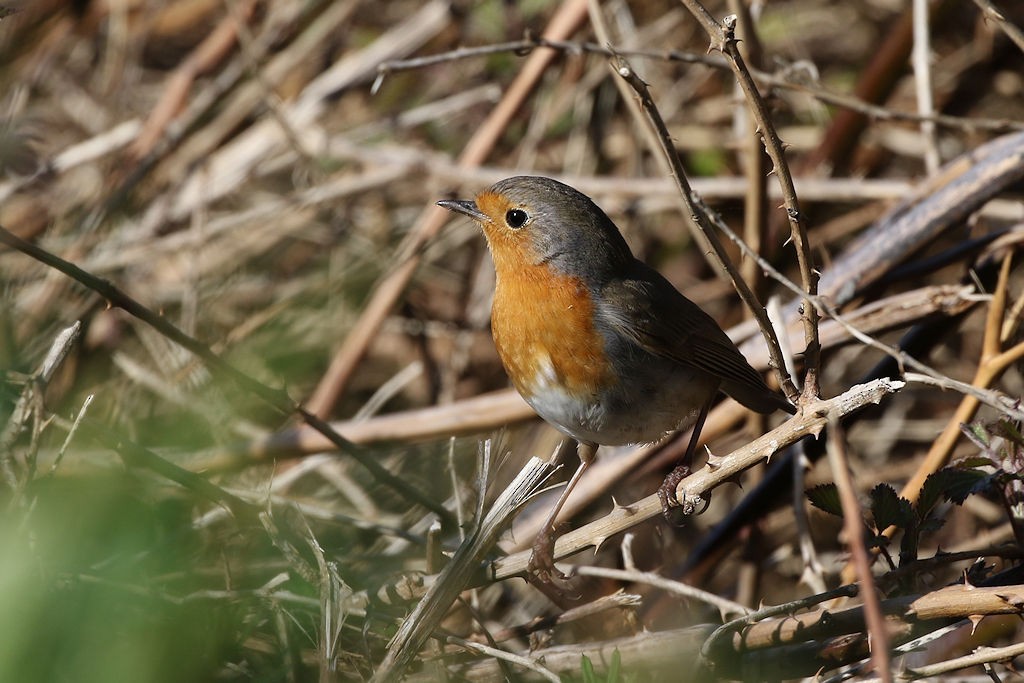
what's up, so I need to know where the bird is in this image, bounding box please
[438,175,794,581]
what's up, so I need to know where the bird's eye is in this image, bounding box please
[505,208,528,229]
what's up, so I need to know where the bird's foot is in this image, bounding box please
[658,465,710,525]
[528,523,568,583]
[525,524,583,603]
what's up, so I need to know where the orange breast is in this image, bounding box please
[490,263,612,400]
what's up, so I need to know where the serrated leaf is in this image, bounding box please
[919,466,994,510]
[870,483,912,530]
[943,467,996,505]
[918,468,955,516]
[954,456,998,469]
[917,473,943,517]
[806,484,843,517]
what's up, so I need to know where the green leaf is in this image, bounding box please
[870,483,912,530]
[580,654,597,683]
[607,649,621,683]
[917,469,947,518]
[942,467,997,505]
[954,456,998,469]
[806,484,842,516]
[960,421,992,450]
[993,420,1024,447]
[920,466,993,510]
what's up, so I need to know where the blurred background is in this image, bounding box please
[2,0,1024,680]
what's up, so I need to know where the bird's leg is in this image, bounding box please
[658,400,711,520]
[528,441,595,583]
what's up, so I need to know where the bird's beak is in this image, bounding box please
[437,199,488,223]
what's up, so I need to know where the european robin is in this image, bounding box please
[438,176,793,580]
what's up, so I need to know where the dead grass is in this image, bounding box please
[2,0,1024,680]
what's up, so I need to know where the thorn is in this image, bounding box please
[611,496,636,514]
[997,592,1024,609]
[593,535,609,553]
[968,614,984,634]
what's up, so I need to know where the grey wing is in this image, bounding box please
[597,266,793,415]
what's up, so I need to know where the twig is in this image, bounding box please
[572,564,750,617]
[793,441,827,594]
[378,36,1024,133]
[489,591,641,643]
[490,378,904,581]
[77,420,259,521]
[443,637,560,683]
[0,321,82,487]
[375,37,723,75]
[0,120,141,204]
[677,2,821,400]
[898,252,1023,505]
[826,414,892,680]
[50,393,93,477]
[372,451,554,681]
[814,129,1024,311]
[899,640,1024,680]
[911,0,940,174]
[729,0,770,292]
[0,222,455,526]
[128,0,256,160]
[407,624,717,682]
[703,582,1024,679]
[971,0,1024,53]
[703,204,1024,423]
[162,0,449,222]
[613,57,797,400]
[149,0,359,191]
[203,389,534,469]
[586,0,674,182]
[699,583,860,673]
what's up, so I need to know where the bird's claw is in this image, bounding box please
[658,465,711,525]
[528,524,569,581]
[526,525,583,602]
